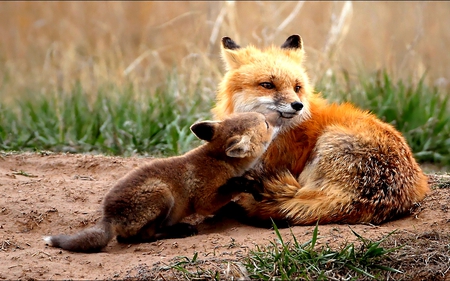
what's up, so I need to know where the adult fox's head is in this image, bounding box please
[213,35,313,127]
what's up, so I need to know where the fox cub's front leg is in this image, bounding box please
[219,176,264,201]
[218,170,296,228]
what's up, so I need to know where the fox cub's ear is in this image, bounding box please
[190,121,220,142]
[221,36,242,70]
[225,135,252,158]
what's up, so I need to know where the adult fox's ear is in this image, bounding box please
[222,37,241,50]
[225,135,251,158]
[221,36,242,70]
[190,121,220,142]
[280,34,304,63]
[281,34,303,50]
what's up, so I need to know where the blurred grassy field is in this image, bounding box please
[0,2,449,166]
[1,1,449,98]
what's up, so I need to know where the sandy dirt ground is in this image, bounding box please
[0,152,449,280]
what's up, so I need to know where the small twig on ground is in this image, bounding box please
[11,169,38,177]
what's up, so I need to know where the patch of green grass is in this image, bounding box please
[151,222,402,280]
[133,226,450,281]
[318,70,450,167]
[244,222,401,280]
[161,252,221,280]
[1,70,449,167]
[0,79,213,157]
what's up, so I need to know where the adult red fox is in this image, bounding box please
[213,35,430,225]
[44,112,280,252]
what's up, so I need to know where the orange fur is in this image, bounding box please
[214,35,430,225]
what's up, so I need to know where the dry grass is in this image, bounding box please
[1,1,449,104]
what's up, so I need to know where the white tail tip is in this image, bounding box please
[43,236,53,245]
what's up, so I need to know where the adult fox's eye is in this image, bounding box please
[294,85,301,93]
[265,120,270,129]
[260,82,275,89]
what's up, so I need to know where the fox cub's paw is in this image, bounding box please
[219,176,264,201]
[157,223,198,240]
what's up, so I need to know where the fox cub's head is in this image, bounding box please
[213,35,312,127]
[190,112,280,160]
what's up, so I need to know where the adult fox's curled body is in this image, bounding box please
[213,35,430,225]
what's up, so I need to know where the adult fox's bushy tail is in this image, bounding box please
[43,220,113,253]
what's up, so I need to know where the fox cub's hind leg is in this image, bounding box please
[116,220,162,244]
[108,186,175,244]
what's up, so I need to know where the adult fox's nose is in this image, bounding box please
[291,101,303,111]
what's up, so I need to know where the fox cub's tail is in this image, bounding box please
[43,220,113,253]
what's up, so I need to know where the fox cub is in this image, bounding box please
[44,112,279,252]
[213,35,430,225]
